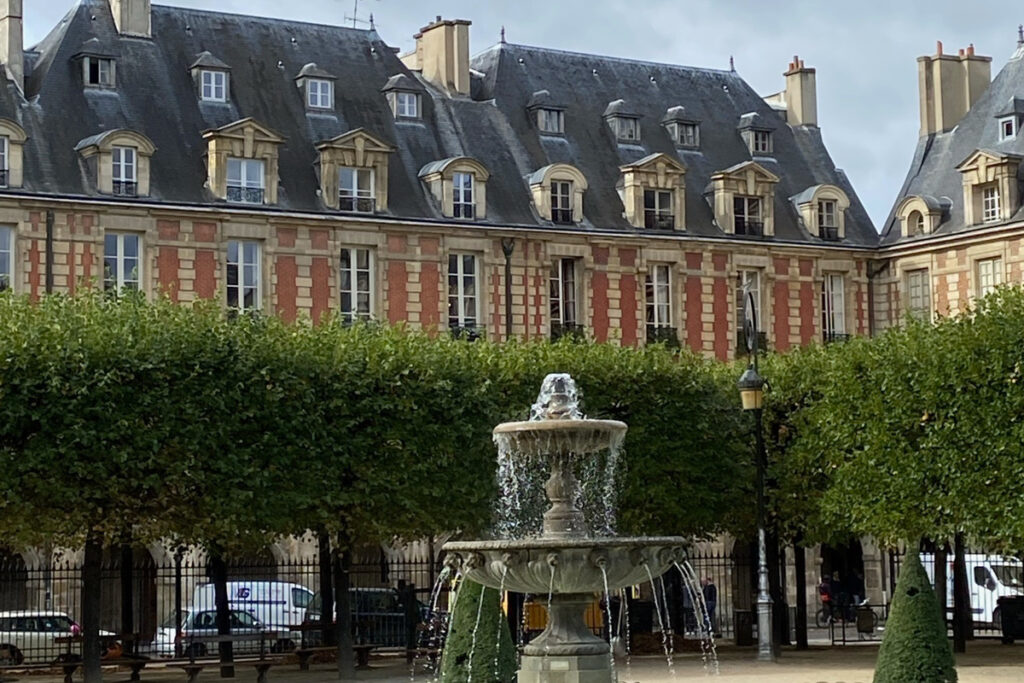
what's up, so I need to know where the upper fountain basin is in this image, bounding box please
[493,419,627,458]
[443,536,687,594]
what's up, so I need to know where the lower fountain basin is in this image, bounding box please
[443,536,687,594]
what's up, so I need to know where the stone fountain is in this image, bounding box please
[443,374,687,683]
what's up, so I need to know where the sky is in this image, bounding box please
[22,1,1024,232]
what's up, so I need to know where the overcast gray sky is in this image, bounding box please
[24,1,1024,231]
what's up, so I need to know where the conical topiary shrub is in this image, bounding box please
[874,551,957,683]
[440,579,517,683]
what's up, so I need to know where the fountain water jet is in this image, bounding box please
[444,374,687,683]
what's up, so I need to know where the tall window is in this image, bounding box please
[906,268,931,319]
[85,58,114,87]
[821,273,846,341]
[112,146,137,197]
[645,264,672,329]
[734,196,762,235]
[448,253,479,330]
[201,70,227,102]
[538,109,564,134]
[737,270,762,330]
[752,130,772,154]
[453,172,475,219]
[340,247,374,322]
[396,92,420,119]
[339,167,374,212]
[818,199,837,238]
[614,117,640,142]
[977,257,1003,297]
[982,185,1001,223]
[227,240,261,312]
[0,136,9,188]
[667,122,699,147]
[643,190,673,229]
[103,233,141,292]
[226,158,265,204]
[550,258,578,335]
[551,181,573,224]
[307,79,333,109]
[0,226,13,291]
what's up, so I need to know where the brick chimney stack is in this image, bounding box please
[784,55,817,127]
[917,40,991,136]
[401,17,472,96]
[108,0,152,38]
[0,0,22,92]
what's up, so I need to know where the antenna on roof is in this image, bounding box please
[729,55,735,72]
[344,0,380,29]
[1018,24,1023,47]
[500,26,506,44]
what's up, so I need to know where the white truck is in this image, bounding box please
[190,581,314,651]
[920,553,1024,624]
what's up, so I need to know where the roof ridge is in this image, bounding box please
[481,41,739,77]
[152,2,377,36]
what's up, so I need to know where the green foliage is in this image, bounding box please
[874,552,956,683]
[439,580,516,683]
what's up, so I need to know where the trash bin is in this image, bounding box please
[629,600,654,634]
[997,596,1024,644]
[734,609,753,646]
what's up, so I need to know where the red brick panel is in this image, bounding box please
[194,249,217,300]
[310,229,329,251]
[420,237,439,256]
[773,281,790,352]
[619,248,636,269]
[712,275,729,360]
[157,220,180,241]
[276,227,297,248]
[194,222,217,243]
[591,272,609,342]
[311,257,330,323]
[387,260,408,324]
[81,244,93,290]
[592,246,609,266]
[799,258,814,277]
[620,273,638,347]
[275,255,298,323]
[157,247,179,302]
[421,262,440,329]
[799,281,816,345]
[685,274,702,351]
[67,243,76,295]
[28,239,40,301]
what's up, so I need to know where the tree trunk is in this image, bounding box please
[934,543,948,626]
[334,534,355,679]
[120,543,133,655]
[82,537,103,683]
[317,529,336,647]
[208,552,234,677]
[794,542,808,649]
[952,532,971,652]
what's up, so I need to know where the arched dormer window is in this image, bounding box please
[708,161,779,237]
[316,129,394,213]
[791,184,851,240]
[0,119,28,190]
[528,164,588,225]
[618,153,686,230]
[419,157,490,219]
[895,195,949,237]
[74,129,156,198]
[202,118,285,205]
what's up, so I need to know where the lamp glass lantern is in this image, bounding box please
[737,366,765,411]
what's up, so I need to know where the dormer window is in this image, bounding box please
[1001,117,1017,141]
[419,157,489,220]
[112,146,137,197]
[604,100,641,143]
[339,167,374,213]
[85,57,115,88]
[0,120,27,191]
[201,70,228,102]
[620,153,686,230]
[738,112,777,156]
[74,129,156,199]
[203,118,283,205]
[818,199,837,239]
[644,190,673,230]
[397,92,420,118]
[226,158,265,204]
[453,172,475,219]
[753,130,772,154]
[711,162,779,237]
[667,122,699,148]
[539,109,565,135]
[551,181,573,224]
[909,210,925,236]
[793,184,850,240]
[982,184,1001,223]
[307,80,333,110]
[529,164,588,225]
[734,196,763,235]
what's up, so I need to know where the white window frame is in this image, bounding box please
[0,225,13,291]
[396,92,420,119]
[646,264,672,329]
[551,180,573,224]
[822,273,847,338]
[668,121,699,147]
[977,257,1003,298]
[448,252,480,330]
[339,167,375,213]
[818,200,837,229]
[452,172,475,219]
[85,57,115,87]
[340,247,375,322]
[1000,117,1017,141]
[112,146,137,196]
[753,130,772,154]
[201,70,228,102]
[734,195,762,234]
[906,268,931,319]
[643,189,673,229]
[550,258,579,328]
[103,232,142,292]
[227,240,262,312]
[982,185,1001,223]
[615,117,640,142]
[226,158,266,204]
[307,79,333,110]
[538,109,564,134]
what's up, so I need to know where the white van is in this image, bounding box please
[920,553,1024,624]
[190,581,314,650]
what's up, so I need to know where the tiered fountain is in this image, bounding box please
[444,374,687,683]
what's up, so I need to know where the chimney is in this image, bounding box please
[409,17,471,95]
[917,41,991,135]
[783,55,817,126]
[108,0,151,38]
[0,0,22,91]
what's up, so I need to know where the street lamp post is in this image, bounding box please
[737,290,775,662]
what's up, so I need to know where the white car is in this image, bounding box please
[0,611,115,665]
[153,609,269,658]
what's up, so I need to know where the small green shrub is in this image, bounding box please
[440,579,516,683]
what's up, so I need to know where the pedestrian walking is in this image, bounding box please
[701,577,719,637]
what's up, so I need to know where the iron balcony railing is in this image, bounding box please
[646,325,679,347]
[644,213,675,230]
[735,219,764,236]
[227,186,265,204]
[823,331,851,344]
[339,195,376,213]
[736,330,768,355]
[550,322,585,342]
[820,225,840,241]
[551,208,574,225]
[453,203,475,220]
[448,324,481,341]
[113,181,138,197]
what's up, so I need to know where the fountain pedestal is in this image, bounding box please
[518,593,610,683]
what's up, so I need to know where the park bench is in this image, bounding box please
[54,634,145,683]
[292,646,334,670]
[353,643,378,670]
[172,632,281,683]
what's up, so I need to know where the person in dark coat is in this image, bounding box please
[700,577,719,636]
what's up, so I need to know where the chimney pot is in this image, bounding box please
[937,40,943,55]
[958,48,965,56]
[968,43,975,56]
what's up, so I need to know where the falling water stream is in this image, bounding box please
[676,561,720,675]
[493,568,508,681]
[465,580,488,683]
[599,565,618,683]
[644,563,676,677]
[620,587,633,681]
[657,575,676,663]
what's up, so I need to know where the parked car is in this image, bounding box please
[302,588,438,649]
[153,608,269,658]
[0,611,115,665]
[921,553,1024,624]
[190,580,313,651]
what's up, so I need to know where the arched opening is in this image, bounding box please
[908,210,925,236]
[100,546,158,640]
[0,548,28,610]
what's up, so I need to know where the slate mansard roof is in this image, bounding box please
[884,46,1024,246]
[5,1,877,247]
